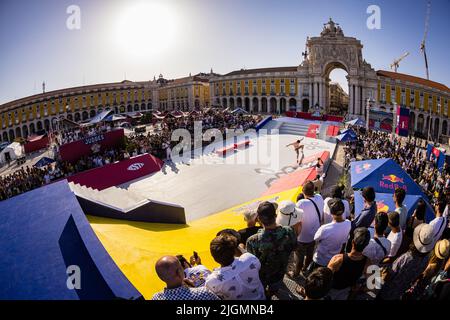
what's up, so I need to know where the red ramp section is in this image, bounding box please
[306,124,320,138]
[68,154,163,190]
[261,167,317,197]
[262,151,331,197]
[326,125,340,137]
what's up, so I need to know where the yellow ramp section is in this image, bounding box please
[88,187,301,299]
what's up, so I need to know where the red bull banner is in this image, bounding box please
[380,174,406,192]
[396,106,410,137]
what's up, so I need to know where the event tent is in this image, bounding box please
[33,157,56,168]
[346,118,366,127]
[0,142,23,163]
[350,158,426,197]
[354,191,435,223]
[89,110,113,124]
[340,128,357,136]
[336,131,357,142]
[104,114,126,122]
[231,107,249,115]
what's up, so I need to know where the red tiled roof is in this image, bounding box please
[377,70,449,93]
[225,66,298,76]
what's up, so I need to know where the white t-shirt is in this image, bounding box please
[313,220,351,266]
[205,253,265,300]
[363,233,391,265]
[296,194,324,243]
[395,205,408,231]
[323,197,351,224]
[387,230,403,258]
[430,216,447,244]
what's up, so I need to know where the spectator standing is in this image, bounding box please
[385,211,403,262]
[238,210,262,247]
[393,188,408,231]
[378,223,434,300]
[363,212,391,266]
[430,199,448,245]
[327,227,371,300]
[291,181,324,278]
[312,198,351,268]
[206,234,265,300]
[295,267,333,300]
[246,201,297,297]
[323,185,351,223]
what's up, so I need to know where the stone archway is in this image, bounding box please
[269,98,277,114]
[22,125,29,138]
[236,97,242,108]
[302,99,310,112]
[417,114,424,134]
[252,98,259,112]
[442,120,448,136]
[261,98,268,113]
[244,97,250,112]
[434,118,440,140]
[289,98,297,111]
[280,98,287,114]
[306,18,377,117]
[222,98,228,108]
[409,112,416,133]
[229,98,235,109]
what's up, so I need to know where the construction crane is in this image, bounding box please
[390,52,410,72]
[420,1,431,80]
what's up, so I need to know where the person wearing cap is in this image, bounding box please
[238,210,262,247]
[311,198,351,269]
[323,185,351,224]
[327,227,371,300]
[291,181,324,278]
[378,223,434,300]
[363,212,391,266]
[246,201,297,298]
[276,200,302,232]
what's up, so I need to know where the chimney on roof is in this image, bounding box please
[42,82,46,93]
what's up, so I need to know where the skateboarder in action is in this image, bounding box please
[286,137,305,164]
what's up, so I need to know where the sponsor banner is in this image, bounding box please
[67,153,163,190]
[396,106,410,137]
[83,133,105,145]
[59,129,124,163]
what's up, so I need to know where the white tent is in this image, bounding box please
[0,142,24,163]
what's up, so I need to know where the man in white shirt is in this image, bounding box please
[290,181,324,278]
[393,188,408,231]
[386,211,403,262]
[206,234,265,300]
[430,199,448,245]
[312,198,351,268]
[363,212,391,266]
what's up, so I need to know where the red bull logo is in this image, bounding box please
[381,174,404,184]
[376,200,390,213]
[379,174,407,191]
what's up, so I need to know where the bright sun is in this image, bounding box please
[115,2,177,57]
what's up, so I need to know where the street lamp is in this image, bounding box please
[365,98,373,131]
[427,108,432,143]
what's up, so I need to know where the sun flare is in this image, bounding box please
[114,2,177,57]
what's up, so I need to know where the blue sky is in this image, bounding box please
[0,0,448,104]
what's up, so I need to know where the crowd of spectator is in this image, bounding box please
[152,179,450,300]
[0,109,259,201]
[151,125,450,301]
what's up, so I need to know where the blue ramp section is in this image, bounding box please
[0,180,142,300]
[354,191,435,223]
[350,158,426,197]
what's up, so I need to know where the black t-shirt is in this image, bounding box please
[238,226,262,245]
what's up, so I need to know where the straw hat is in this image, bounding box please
[413,223,435,253]
[435,239,450,260]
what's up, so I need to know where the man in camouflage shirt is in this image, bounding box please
[246,201,298,297]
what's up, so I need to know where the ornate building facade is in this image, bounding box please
[329,82,349,115]
[210,19,449,138]
[0,73,213,143]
